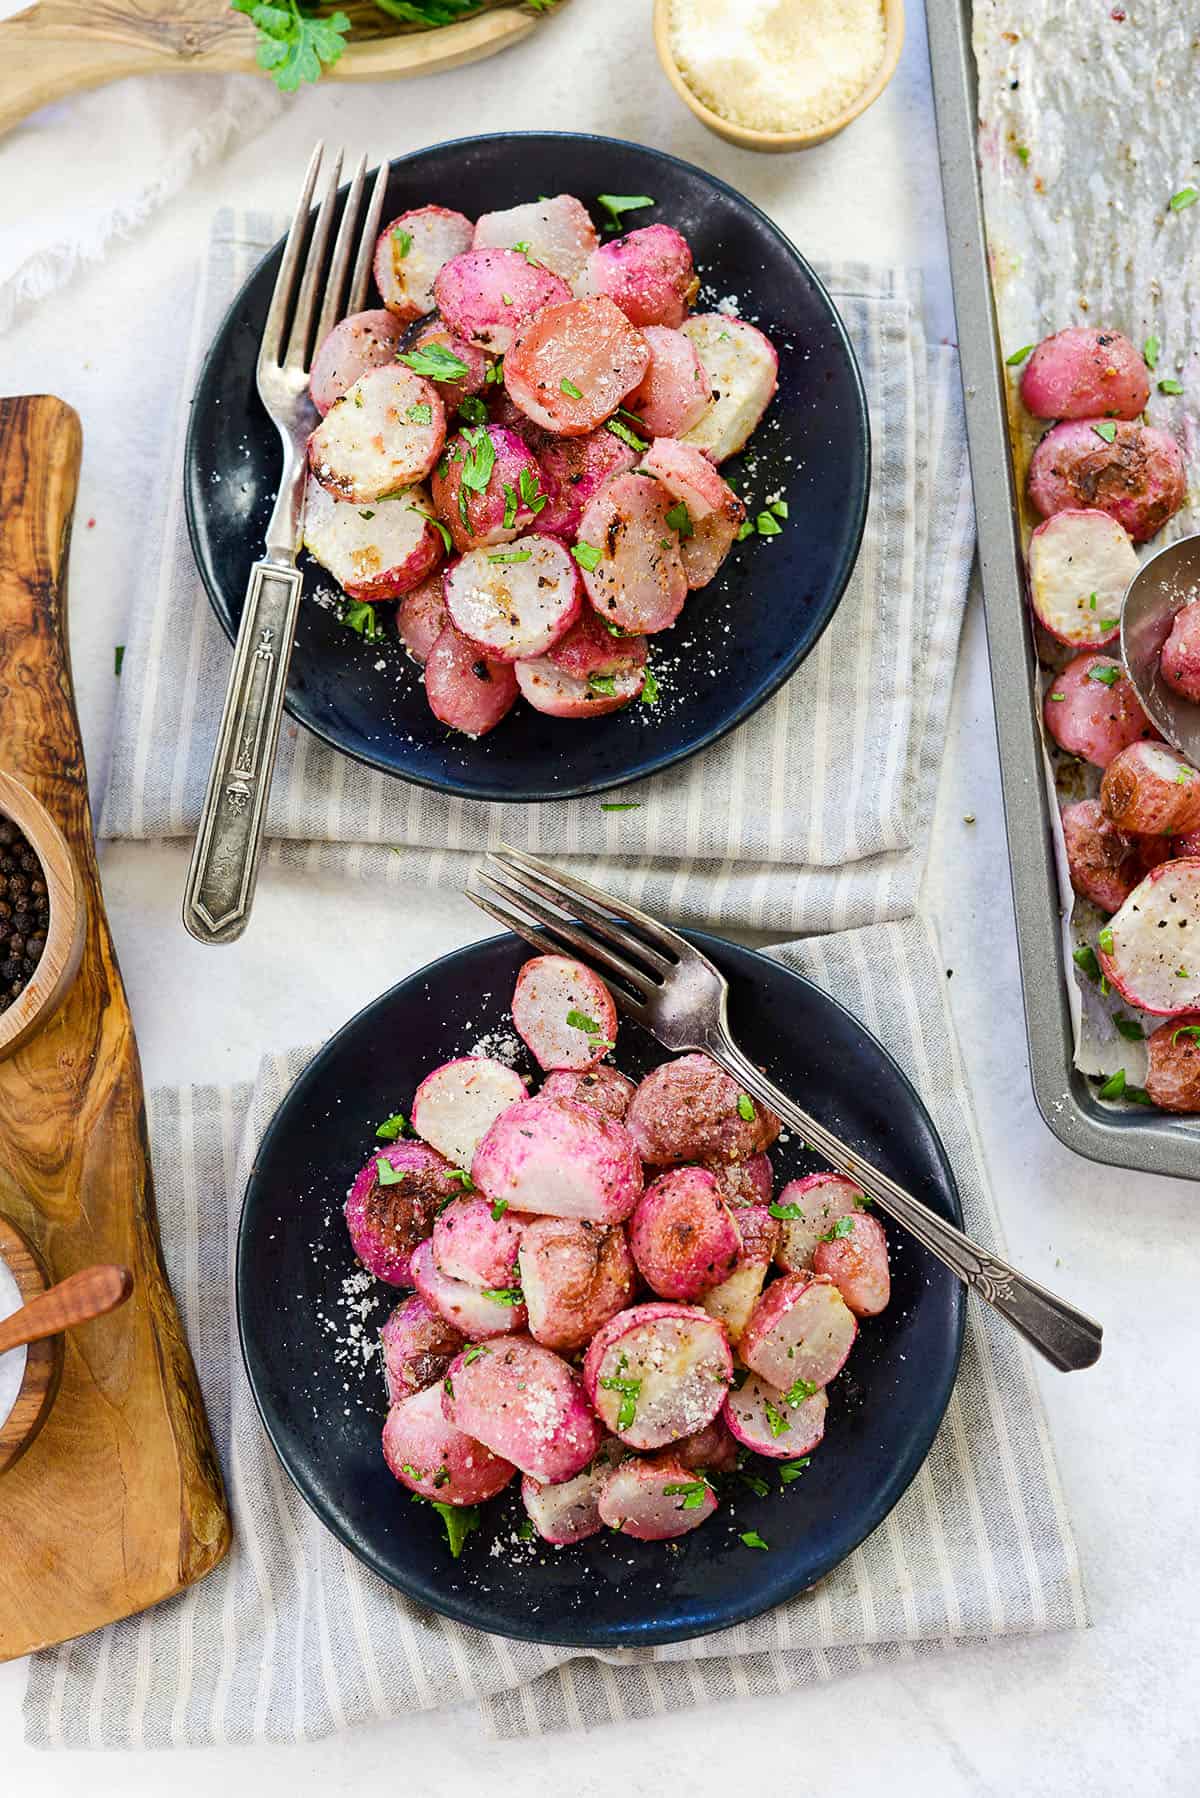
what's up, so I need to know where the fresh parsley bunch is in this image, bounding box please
[232,0,351,90]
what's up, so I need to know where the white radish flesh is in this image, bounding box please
[774,1173,868,1273]
[310,309,405,415]
[583,1302,732,1449]
[723,1373,828,1459]
[308,365,445,502]
[576,471,688,634]
[1097,857,1200,1015]
[444,536,581,661]
[374,206,475,322]
[679,315,779,462]
[597,1454,718,1540]
[740,1273,857,1390]
[472,195,598,285]
[514,657,646,719]
[410,1238,527,1339]
[412,1056,526,1169]
[1027,509,1136,648]
[626,325,712,438]
[511,954,618,1071]
[302,477,443,602]
[520,1439,626,1544]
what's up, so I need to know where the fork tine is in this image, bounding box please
[494,844,690,960]
[466,886,651,1021]
[260,141,324,369]
[475,866,658,997]
[313,153,367,352]
[486,848,675,976]
[349,163,390,313]
[284,146,343,371]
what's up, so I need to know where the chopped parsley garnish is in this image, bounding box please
[567,1007,601,1032]
[341,600,381,642]
[1169,186,1198,211]
[737,1468,770,1497]
[1087,663,1121,687]
[1143,335,1160,370]
[1089,592,1097,608]
[780,1458,811,1482]
[431,1501,478,1559]
[641,667,660,705]
[1015,143,1030,164]
[739,1530,769,1551]
[447,1168,475,1189]
[606,417,648,451]
[517,1519,535,1540]
[756,511,782,537]
[1180,767,1197,785]
[596,193,655,232]
[460,424,497,497]
[501,292,514,305]
[1159,378,1184,395]
[463,1345,492,1365]
[407,402,432,425]
[231,0,350,92]
[1049,691,1066,702]
[601,801,642,811]
[1098,619,1119,632]
[485,358,505,385]
[770,499,789,518]
[392,227,412,259]
[1005,344,1035,366]
[512,240,533,259]
[737,1093,756,1121]
[491,1198,508,1221]
[819,1217,856,1242]
[443,1375,454,1396]
[1126,1084,1155,1106]
[588,672,618,697]
[1092,421,1118,443]
[114,645,125,676]
[350,388,364,407]
[600,1362,641,1430]
[502,482,520,530]
[359,509,375,521]
[519,466,548,515]
[488,549,532,564]
[481,1286,525,1306]
[1098,927,1115,955]
[1113,1015,1145,1041]
[399,342,470,382]
[1098,1068,1126,1100]
[769,1200,803,1219]
[664,500,694,538]
[375,1113,407,1140]
[572,541,603,571]
[457,395,488,424]
[784,1377,818,1406]
[560,376,584,399]
[736,519,756,541]
[763,1398,790,1438]
[414,508,453,554]
[662,1480,711,1510]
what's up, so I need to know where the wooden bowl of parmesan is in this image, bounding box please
[654,0,904,152]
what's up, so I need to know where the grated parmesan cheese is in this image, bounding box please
[668,0,887,136]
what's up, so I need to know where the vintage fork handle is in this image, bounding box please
[182,557,304,944]
[706,1031,1102,1373]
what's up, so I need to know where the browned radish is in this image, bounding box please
[444,536,582,661]
[308,365,445,502]
[700,1202,778,1343]
[402,320,493,408]
[373,206,474,322]
[423,625,518,737]
[626,325,712,438]
[640,437,746,588]
[518,1216,636,1350]
[545,608,648,683]
[675,1413,739,1474]
[382,1384,515,1505]
[740,1273,857,1390]
[514,657,647,719]
[442,1335,603,1483]
[432,1195,527,1290]
[597,1453,718,1539]
[582,1302,732,1448]
[1027,509,1135,648]
[380,1294,464,1404]
[534,428,639,537]
[521,1439,626,1544]
[1043,654,1158,768]
[411,1055,526,1168]
[626,1053,781,1165]
[472,194,598,285]
[434,248,571,354]
[310,309,405,415]
[812,1211,891,1316]
[511,953,618,1070]
[504,296,650,435]
[706,1153,773,1208]
[723,1373,828,1460]
[411,1239,527,1338]
[1027,419,1186,543]
[1101,742,1200,835]
[1020,327,1150,421]
[576,472,688,634]
[539,1065,636,1120]
[576,225,699,329]
[680,315,779,462]
[395,572,448,663]
[302,477,444,604]
[1096,857,1200,1014]
[344,1141,457,1285]
[471,1095,643,1223]
[629,1167,741,1300]
[1062,800,1143,913]
[431,425,545,553]
[773,1173,868,1273]
[1145,1012,1200,1112]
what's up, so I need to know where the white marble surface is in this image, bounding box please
[0,1,1196,1787]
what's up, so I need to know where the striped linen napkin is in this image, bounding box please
[23,916,1086,1748]
[97,214,975,938]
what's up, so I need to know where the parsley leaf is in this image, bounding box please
[784,1377,818,1406]
[488,549,532,564]
[1098,1068,1126,1100]
[1087,663,1121,687]
[763,1398,790,1438]
[430,1500,479,1559]
[491,1198,508,1221]
[1005,344,1035,366]
[641,667,660,705]
[447,1168,475,1189]
[1092,421,1118,443]
[1159,378,1184,395]
[737,1093,756,1121]
[114,645,125,676]
[599,1373,641,1430]
[601,801,642,811]
[233,0,351,92]
[1143,335,1160,370]
[392,226,412,259]
[819,1217,856,1242]
[1172,1024,1200,1044]
[779,1458,811,1482]
[756,511,782,536]
[769,1200,803,1219]
[560,376,583,399]
[518,465,548,515]
[662,1480,711,1510]
[596,193,655,232]
[341,599,381,643]
[1113,1015,1145,1042]
[414,508,453,554]
[502,482,520,530]
[375,1113,407,1140]
[1169,186,1199,211]
[665,500,694,538]
[399,341,470,382]
[1098,927,1115,955]
[606,417,648,451]
[459,425,496,495]
[375,1156,405,1186]
[481,1286,525,1307]
[739,1530,769,1551]
[457,394,488,425]
[407,402,432,425]
[572,542,602,571]
[463,1344,491,1365]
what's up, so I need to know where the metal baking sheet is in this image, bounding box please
[926,0,1198,1179]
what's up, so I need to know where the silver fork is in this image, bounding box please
[469,847,1103,1374]
[183,143,388,945]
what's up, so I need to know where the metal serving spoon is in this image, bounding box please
[1121,532,1200,765]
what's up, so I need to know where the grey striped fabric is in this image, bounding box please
[23,917,1086,1749]
[97,214,975,937]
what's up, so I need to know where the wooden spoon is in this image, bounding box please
[0,1264,133,1355]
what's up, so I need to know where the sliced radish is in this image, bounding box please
[302,476,443,602]
[431,425,543,554]
[514,657,646,719]
[773,1173,870,1273]
[344,1141,457,1286]
[1100,742,1200,835]
[471,1095,643,1223]
[412,1055,526,1168]
[472,195,598,285]
[310,309,405,415]
[545,608,648,682]
[699,1203,778,1343]
[679,315,779,462]
[521,1439,626,1544]
[444,535,581,661]
[410,1238,527,1338]
[723,1372,828,1460]
[534,429,639,537]
[423,625,518,737]
[597,1453,718,1540]
[504,296,650,435]
[640,437,735,520]
[1027,509,1136,648]
[1096,856,1200,1015]
[308,365,445,502]
[576,471,688,634]
[812,1211,890,1317]
[395,571,449,663]
[511,953,618,1071]
[1145,1012,1200,1113]
[675,1414,739,1474]
[382,1383,515,1505]
[434,249,571,355]
[442,1336,602,1484]
[626,325,712,438]
[432,1195,527,1289]
[582,1302,732,1449]
[402,319,493,407]
[374,206,475,322]
[707,1153,774,1209]
[740,1273,857,1390]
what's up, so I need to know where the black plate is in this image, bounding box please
[237,932,965,1648]
[186,133,870,803]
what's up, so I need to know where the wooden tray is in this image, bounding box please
[0,395,230,1664]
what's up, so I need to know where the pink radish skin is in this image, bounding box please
[676,1414,739,1474]
[344,1141,458,1285]
[545,608,648,683]
[504,296,650,435]
[1145,1012,1200,1113]
[444,536,581,661]
[442,1335,602,1483]
[576,225,699,329]
[511,953,618,1071]
[629,1166,741,1301]
[310,309,405,415]
[434,249,571,355]
[431,426,544,553]
[626,1052,781,1166]
[773,1173,869,1274]
[597,1453,718,1540]
[423,625,519,737]
[706,1153,773,1208]
[410,1238,528,1338]
[576,472,688,634]
[514,657,646,719]
[626,325,712,438]
[1026,509,1136,648]
[382,1384,515,1505]
[308,365,446,503]
[533,429,639,537]
[520,1439,626,1544]
[1063,800,1145,912]
[679,315,779,462]
[471,1095,644,1223]
[540,1065,636,1120]
[812,1210,891,1317]
[583,1302,733,1449]
[404,319,493,407]
[374,207,475,323]
[301,477,443,603]
[432,1195,528,1290]
[740,1273,858,1390]
[1043,654,1158,768]
[639,438,747,589]
[700,1201,778,1343]
[395,572,449,663]
[1101,742,1200,835]
[1020,328,1149,421]
[1161,601,1200,705]
[723,1373,828,1460]
[472,194,598,285]
[1027,419,1186,542]
[411,1055,526,1169]
[1096,857,1200,1015]
[517,1216,636,1351]
[380,1294,464,1404]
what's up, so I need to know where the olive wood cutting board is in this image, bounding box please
[0,395,230,1664]
[0,0,543,138]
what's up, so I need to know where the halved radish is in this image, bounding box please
[518,1216,636,1350]
[1100,742,1200,835]
[1027,509,1136,648]
[707,1152,773,1209]
[545,608,648,682]
[626,1053,780,1166]
[410,1238,527,1338]
[380,1293,463,1404]
[675,1413,739,1474]
[740,1273,857,1390]
[308,365,445,502]
[374,206,475,322]
[504,296,650,435]
[511,953,618,1071]
[576,225,699,329]
[402,319,493,407]
[432,1195,527,1289]
[521,1438,626,1544]
[582,1302,732,1449]
[423,625,518,737]
[1096,857,1200,1015]
[812,1211,890,1317]
[472,195,598,285]
[1161,600,1200,705]
[1020,327,1150,421]
[640,437,746,588]
[444,536,581,661]
[382,1383,515,1505]
[1145,1012,1200,1112]
[471,1095,643,1223]
[597,1453,718,1540]
[442,1335,602,1484]
[395,571,449,663]
[1042,653,1158,768]
[514,657,646,719]
[431,425,544,553]
[773,1173,871,1274]
[310,309,405,415]
[576,471,688,634]
[434,249,571,355]
[412,1056,526,1168]
[723,1372,828,1460]
[679,315,779,462]
[629,1167,741,1301]
[540,1065,636,1119]
[1062,799,1143,913]
[344,1141,457,1285]
[1027,419,1186,543]
[699,1203,778,1343]
[534,428,639,537]
[302,477,443,602]
[626,325,712,438]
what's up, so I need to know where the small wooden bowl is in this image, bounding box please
[653,0,905,153]
[0,1214,63,1477]
[0,770,85,1060]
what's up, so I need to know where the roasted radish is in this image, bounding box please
[1027,509,1136,648]
[1043,654,1158,768]
[576,225,699,329]
[344,1141,458,1285]
[533,428,639,537]
[723,1371,828,1460]
[310,309,405,415]
[700,1202,778,1343]
[432,1195,527,1290]
[575,471,688,634]
[675,1413,739,1474]
[302,477,443,603]
[812,1210,890,1317]
[1062,800,1144,913]
[520,1439,626,1544]
[511,953,618,1071]
[395,571,449,663]
[444,536,582,661]
[504,296,650,435]
[471,1094,644,1222]
[412,1055,526,1169]
[518,1216,636,1350]
[380,1294,464,1404]
[545,608,648,683]
[539,1065,636,1120]
[773,1173,868,1274]
[434,248,571,355]
[514,657,647,719]
[679,314,779,462]
[629,1166,741,1300]
[1145,1013,1200,1112]
[740,1273,857,1390]
[1096,857,1200,1014]
[308,365,445,502]
[423,625,519,737]
[472,194,598,285]
[1161,601,1200,705]
[1020,327,1149,421]
[442,1335,602,1483]
[626,325,712,438]
[410,1238,528,1338]
[583,1302,732,1448]
[382,1383,515,1504]
[626,1053,780,1165]
[1027,419,1186,542]
[374,206,474,322]
[1101,742,1200,835]
[597,1453,718,1540]
[431,424,544,553]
